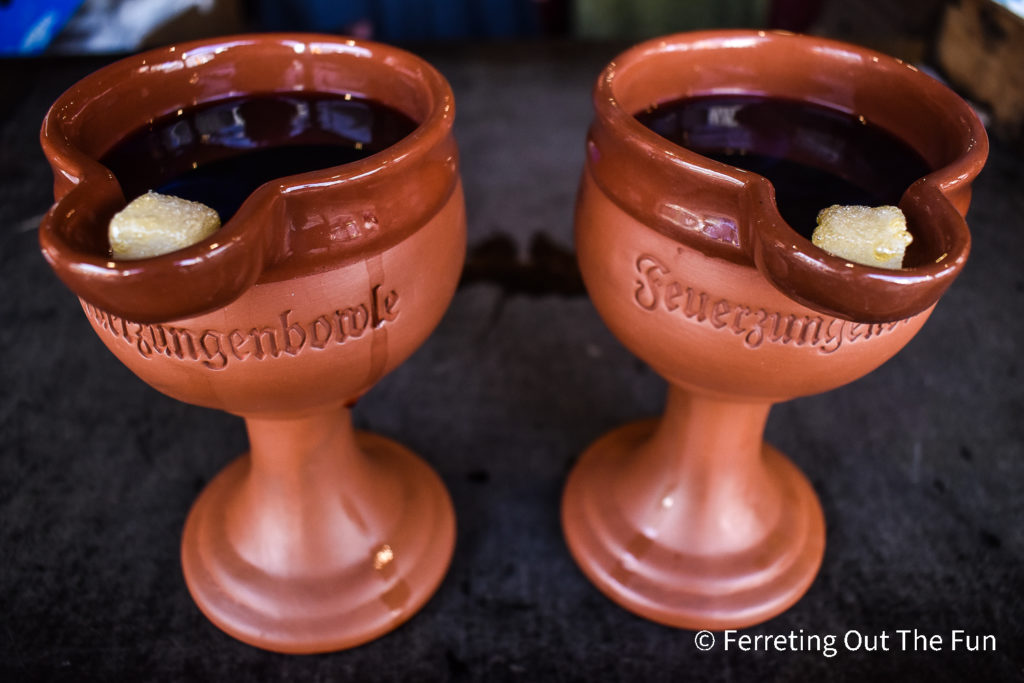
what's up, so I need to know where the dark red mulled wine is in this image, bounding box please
[102,93,418,220]
[634,95,932,237]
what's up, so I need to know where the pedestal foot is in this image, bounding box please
[181,430,455,653]
[562,419,824,630]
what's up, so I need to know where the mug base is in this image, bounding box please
[181,431,455,654]
[562,419,825,631]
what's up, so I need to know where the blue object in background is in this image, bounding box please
[0,0,85,54]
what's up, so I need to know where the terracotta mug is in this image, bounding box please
[563,30,987,630]
[39,34,464,653]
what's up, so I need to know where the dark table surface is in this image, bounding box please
[1,41,1022,682]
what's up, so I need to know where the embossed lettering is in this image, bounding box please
[310,315,333,349]
[107,313,129,339]
[632,253,908,353]
[133,323,152,357]
[95,307,111,332]
[200,331,227,370]
[166,327,200,361]
[149,325,170,357]
[767,313,791,344]
[820,318,845,354]
[709,299,731,329]
[280,310,306,356]
[335,305,369,341]
[227,329,249,361]
[634,255,667,311]
[371,284,399,327]
[683,288,709,321]
[664,281,683,311]
[249,326,280,360]
[86,281,401,370]
[794,316,824,346]
[731,305,752,335]
[745,310,766,349]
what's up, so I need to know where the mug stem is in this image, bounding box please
[640,388,778,552]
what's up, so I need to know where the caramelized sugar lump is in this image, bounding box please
[812,205,912,269]
[109,191,220,260]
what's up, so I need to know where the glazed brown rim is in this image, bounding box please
[40,33,458,323]
[588,30,988,322]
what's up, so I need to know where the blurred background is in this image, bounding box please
[1,0,1021,143]
[0,0,991,52]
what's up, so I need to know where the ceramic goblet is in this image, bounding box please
[39,34,464,653]
[563,31,987,630]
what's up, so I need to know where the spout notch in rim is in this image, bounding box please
[39,33,458,324]
[586,30,987,322]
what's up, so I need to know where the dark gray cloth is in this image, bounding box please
[2,43,1021,681]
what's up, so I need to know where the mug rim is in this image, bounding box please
[586,29,988,322]
[39,33,459,323]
